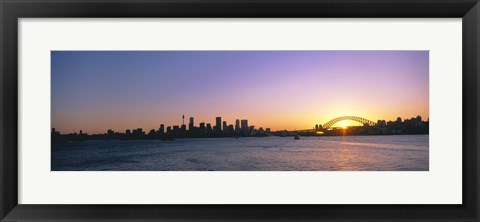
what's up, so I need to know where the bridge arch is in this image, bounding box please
[321,116,376,129]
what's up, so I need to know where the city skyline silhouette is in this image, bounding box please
[52,114,428,140]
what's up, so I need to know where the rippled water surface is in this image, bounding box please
[52,135,428,171]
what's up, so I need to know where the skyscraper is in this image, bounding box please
[216,117,222,132]
[235,119,240,131]
[173,125,180,135]
[241,119,249,135]
[222,121,227,132]
[241,119,248,129]
[189,117,194,131]
[159,124,164,134]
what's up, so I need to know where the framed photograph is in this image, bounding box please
[1,0,479,221]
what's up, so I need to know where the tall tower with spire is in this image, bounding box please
[182,114,185,125]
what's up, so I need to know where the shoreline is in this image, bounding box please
[52,133,429,143]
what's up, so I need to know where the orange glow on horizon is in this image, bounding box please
[54,112,429,135]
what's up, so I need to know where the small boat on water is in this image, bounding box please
[294,135,300,140]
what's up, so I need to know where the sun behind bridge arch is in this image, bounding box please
[320,116,376,130]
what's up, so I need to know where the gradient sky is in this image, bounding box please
[52,51,429,134]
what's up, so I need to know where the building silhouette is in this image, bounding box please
[189,117,194,131]
[235,119,240,132]
[159,124,164,134]
[216,117,222,132]
[241,119,248,129]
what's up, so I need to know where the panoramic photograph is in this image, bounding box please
[51,50,429,171]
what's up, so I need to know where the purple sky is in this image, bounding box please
[51,51,429,134]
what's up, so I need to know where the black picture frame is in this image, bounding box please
[1,0,479,221]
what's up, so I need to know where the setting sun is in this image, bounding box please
[331,120,363,129]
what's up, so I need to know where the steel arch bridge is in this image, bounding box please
[321,116,376,129]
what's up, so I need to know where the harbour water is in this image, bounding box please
[51,135,428,171]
